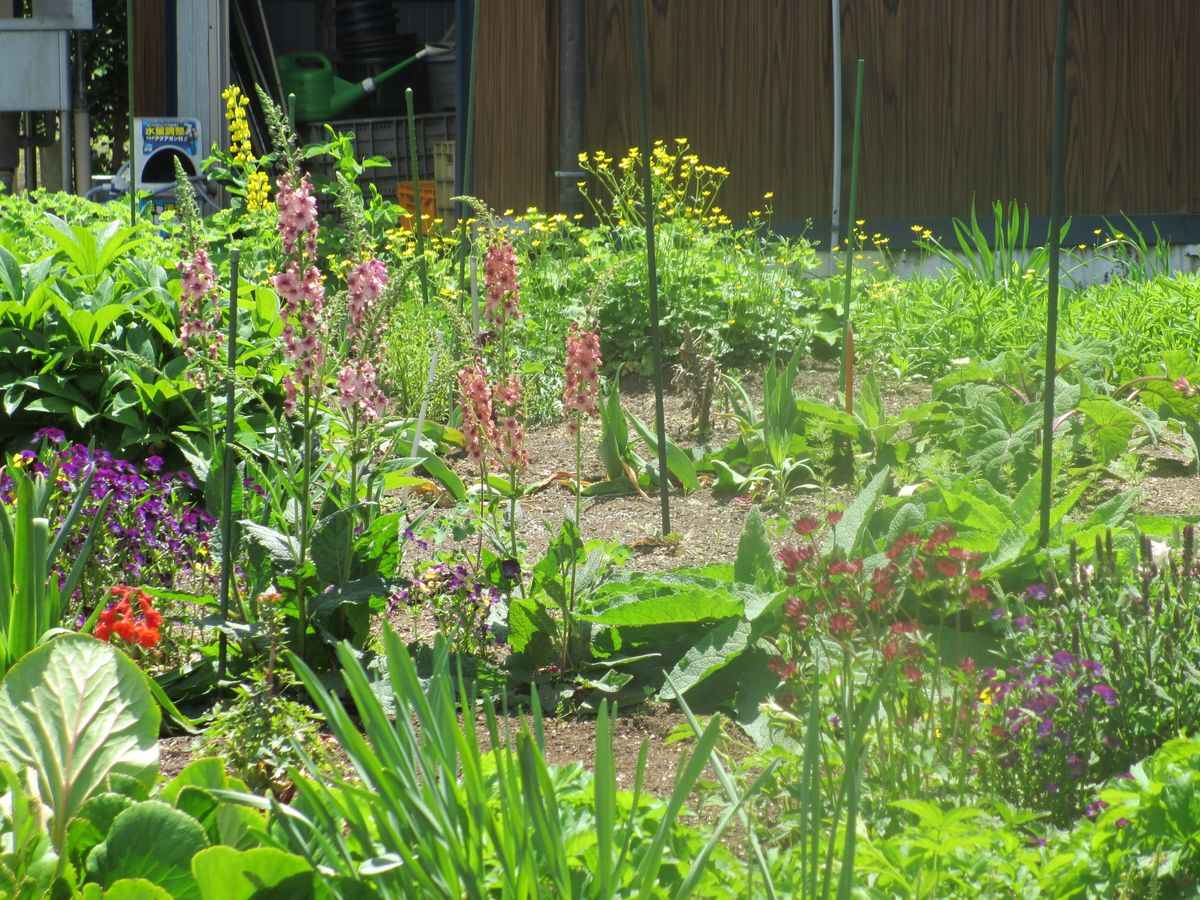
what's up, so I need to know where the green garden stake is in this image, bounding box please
[1040,0,1070,549]
[287,92,297,135]
[406,87,431,307]
[632,0,671,535]
[126,0,136,226]
[840,59,865,407]
[219,248,240,682]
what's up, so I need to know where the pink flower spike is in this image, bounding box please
[458,364,496,468]
[483,241,521,329]
[563,322,602,425]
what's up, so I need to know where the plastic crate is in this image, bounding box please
[433,140,456,223]
[396,180,437,229]
[304,113,455,200]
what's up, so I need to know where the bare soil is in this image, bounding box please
[157,362,1199,799]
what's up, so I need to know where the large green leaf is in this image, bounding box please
[1077,396,1139,463]
[86,801,208,899]
[0,634,159,851]
[579,576,743,626]
[192,846,316,899]
[821,466,890,558]
[733,506,774,585]
[660,617,753,699]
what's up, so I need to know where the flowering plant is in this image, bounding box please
[973,650,1119,822]
[94,584,163,650]
[1000,527,1200,771]
[767,513,993,812]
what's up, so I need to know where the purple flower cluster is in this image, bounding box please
[4,436,215,595]
[393,560,500,656]
[977,650,1120,818]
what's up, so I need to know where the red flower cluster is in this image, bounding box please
[94,584,162,648]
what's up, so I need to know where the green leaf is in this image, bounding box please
[579,583,742,626]
[1077,396,1139,463]
[733,506,775,585]
[100,879,176,899]
[626,410,700,494]
[0,634,160,852]
[598,376,631,481]
[86,801,208,899]
[507,597,558,667]
[822,466,890,557]
[660,617,754,699]
[240,522,299,569]
[311,507,352,585]
[418,452,467,501]
[192,846,316,899]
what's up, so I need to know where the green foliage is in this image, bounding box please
[235,630,757,897]
[0,462,111,674]
[0,635,159,853]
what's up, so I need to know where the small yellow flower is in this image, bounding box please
[763,191,774,200]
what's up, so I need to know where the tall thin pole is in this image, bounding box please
[406,87,431,307]
[839,60,864,403]
[1039,0,1070,548]
[632,0,670,535]
[126,0,136,226]
[219,248,240,682]
[829,0,843,267]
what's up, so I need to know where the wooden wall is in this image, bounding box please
[473,1,1200,225]
[472,0,558,213]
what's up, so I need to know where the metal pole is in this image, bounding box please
[73,31,91,196]
[219,248,240,681]
[127,0,136,226]
[1039,0,1070,549]
[632,0,670,535]
[60,31,73,196]
[829,0,843,269]
[23,113,35,193]
[556,0,585,216]
[406,87,431,307]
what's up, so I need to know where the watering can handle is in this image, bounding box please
[278,53,332,73]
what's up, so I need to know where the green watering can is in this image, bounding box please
[277,43,452,124]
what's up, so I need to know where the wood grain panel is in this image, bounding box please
[1067,0,1198,215]
[133,0,166,116]
[471,0,557,213]
[583,0,833,224]
[473,1,1200,222]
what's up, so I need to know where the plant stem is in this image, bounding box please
[345,407,360,585]
[565,421,583,668]
[296,376,313,660]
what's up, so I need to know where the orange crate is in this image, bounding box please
[396,180,437,229]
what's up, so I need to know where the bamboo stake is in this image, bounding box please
[405,88,431,307]
[1040,0,1070,548]
[631,0,670,534]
